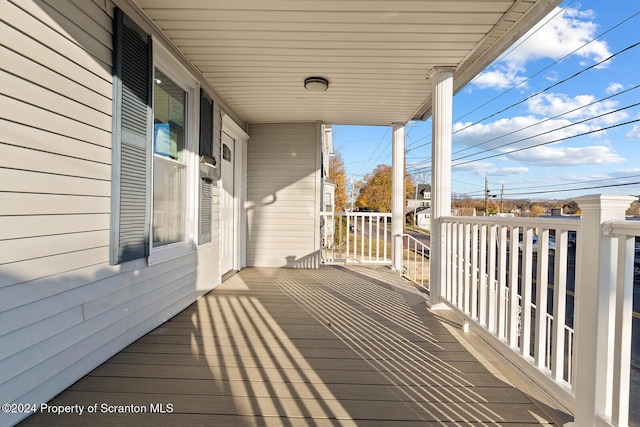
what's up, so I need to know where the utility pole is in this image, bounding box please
[350,178,356,211]
[484,177,489,217]
[500,184,504,213]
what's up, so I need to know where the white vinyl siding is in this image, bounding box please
[0,0,113,279]
[0,2,225,425]
[246,123,321,268]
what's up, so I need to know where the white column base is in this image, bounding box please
[426,301,451,311]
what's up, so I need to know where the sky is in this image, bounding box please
[332,0,640,201]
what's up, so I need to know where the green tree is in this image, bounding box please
[356,164,414,212]
[328,153,348,211]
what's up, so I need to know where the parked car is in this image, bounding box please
[519,234,556,254]
[635,247,640,276]
[567,231,577,248]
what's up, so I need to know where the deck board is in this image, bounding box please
[20,266,568,426]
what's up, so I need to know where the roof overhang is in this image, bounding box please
[132,0,561,126]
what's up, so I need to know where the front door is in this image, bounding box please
[220,132,235,276]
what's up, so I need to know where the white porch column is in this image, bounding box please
[391,124,405,272]
[572,194,635,427]
[429,67,454,306]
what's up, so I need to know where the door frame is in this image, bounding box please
[221,113,249,274]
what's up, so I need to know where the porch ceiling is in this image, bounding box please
[135,0,560,126]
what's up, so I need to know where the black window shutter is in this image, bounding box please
[110,8,152,264]
[199,89,214,244]
[200,89,214,157]
[200,180,212,244]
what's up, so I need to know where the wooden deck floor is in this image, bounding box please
[21,266,571,426]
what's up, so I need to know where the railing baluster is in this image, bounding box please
[345,215,355,262]
[458,223,464,309]
[471,223,479,319]
[452,222,462,307]
[521,227,534,357]
[383,216,388,262]
[497,225,508,340]
[375,216,380,261]
[535,228,550,368]
[479,224,488,327]
[546,314,553,370]
[416,238,419,281]
[508,226,521,348]
[611,235,634,426]
[487,224,497,332]
[368,215,372,260]
[464,222,471,313]
[360,215,365,262]
[446,221,453,301]
[551,230,568,382]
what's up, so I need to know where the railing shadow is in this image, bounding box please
[18,266,572,426]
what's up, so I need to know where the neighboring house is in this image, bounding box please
[415,207,432,230]
[321,125,334,213]
[324,182,337,213]
[0,1,561,425]
[407,184,432,211]
[322,182,337,249]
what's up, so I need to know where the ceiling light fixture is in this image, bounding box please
[304,76,329,92]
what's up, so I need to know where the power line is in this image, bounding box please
[462,174,640,197]
[453,117,640,167]
[406,85,640,173]
[351,127,389,174]
[452,101,640,163]
[505,180,640,196]
[455,10,640,124]
[511,174,640,192]
[466,1,575,87]
[404,11,640,160]
[451,83,640,157]
[452,41,640,137]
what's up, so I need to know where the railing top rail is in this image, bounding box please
[604,218,640,237]
[441,215,582,230]
[402,233,430,247]
[321,211,392,218]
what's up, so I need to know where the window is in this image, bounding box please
[199,89,215,245]
[152,70,187,247]
[223,143,232,162]
[110,8,152,265]
[111,8,199,264]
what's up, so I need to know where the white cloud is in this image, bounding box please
[453,115,594,152]
[452,115,624,167]
[626,124,640,139]
[472,6,611,90]
[473,65,527,90]
[545,70,559,82]
[506,145,624,166]
[609,168,640,178]
[452,161,528,177]
[525,93,628,124]
[606,82,624,94]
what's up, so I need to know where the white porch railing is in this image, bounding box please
[435,195,639,427]
[402,234,430,290]
[600,217,640,426]
[321,211,392,265]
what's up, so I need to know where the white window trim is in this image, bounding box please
[148,41,200,265]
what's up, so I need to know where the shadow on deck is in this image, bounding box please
[20,266,572,426]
